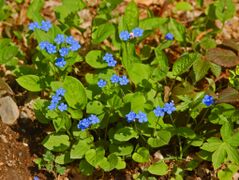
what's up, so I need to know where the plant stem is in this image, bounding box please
[169,115,183,159]
[104,111,112,142]
[153,117,160,137]
[194,108,209,132]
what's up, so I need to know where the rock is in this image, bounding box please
[0,96,19,125]
[0,78,14,97]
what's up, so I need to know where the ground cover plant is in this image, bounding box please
[1,0,239,179]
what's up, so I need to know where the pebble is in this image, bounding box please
[0,96,19,125]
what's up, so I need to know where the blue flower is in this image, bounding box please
[40,20,52,32]
[66,36,76,44]
[119,31,130,41]
[163,101,176,114]
[202,95,214,106]
[59,47,69,57]
[119,75,129,85]
[28,22,40,31]
[110,74,120,83]
[51,94,61,103]
[88,115,99,124]
[56,88,66,96]
[154,106,165,117]
[33,176,40,180]
[69,42,81,51]
[132,27,144,37]
[77,118,91,130]
[55,57,66,68]
[103,53,113,62]
[54,34,65,44]
[58,103,67,112]
[107,59,117,67]
[97,79,107,88]
[45,43,57,54]
[165,33,174,40]
[136,111,148,123]
[48,102,57,110]
[126,111,136,123]
[39,41,50,50]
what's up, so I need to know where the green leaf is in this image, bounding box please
[109,142,134,156]
[54,0,85,21]
[125,92,146,112]
[227,132,239,147]
[92,23,115,43]
[42,133,70,152]
[107,95,123,110]
[147,130,171,148]
[225,143,239,164]
[16,75,43,92]
[208,103,236,124]
[177,127,196,139]
[86,101,104,115]
[168,18,186,42]
[132,147,150,163]
[151,48,168,81]
[128,63,151,84]
[53,114,71,132]
[201,137,222,152]
[27,0,44,22]
[215,0,235,22]
[114,127,138,142]
[85,50,108,69]
[148,160,168,176]
[220,122,233,142]
[55,152,73,165]
[67,108,83,119]
[139,17,167,30]
[218,164,239,180]
[70,139,91,159]
[79,159,94,176]
[85,147,105,167]
[122,1,139,31]
[0,45,19,65]
[172,53,199,76]
[121,42,139,69]
[33,98,50,124]
[212,143,227,169]
[63,76,87,109]
[209,62,221,77]
[98,154,118,172]
[115,157,126,170]
[193,58,210,82]
[175,2,193,11]
[200,37,217,49]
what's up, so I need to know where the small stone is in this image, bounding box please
[0,96,19,125]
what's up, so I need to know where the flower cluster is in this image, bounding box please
[126,111,148,123]
[38,34,81,68]
[28,20,52,32]
[97,74,129,88]
[202,95,214,106]
[153,101,176,117]
[119,27,144,41]
[165,33,174,40]
[77,115,100,130]
[110,74,129,85]
[48,88,67,112]
[103,53,117,67]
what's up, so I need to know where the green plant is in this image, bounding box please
[1,0,239,178]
